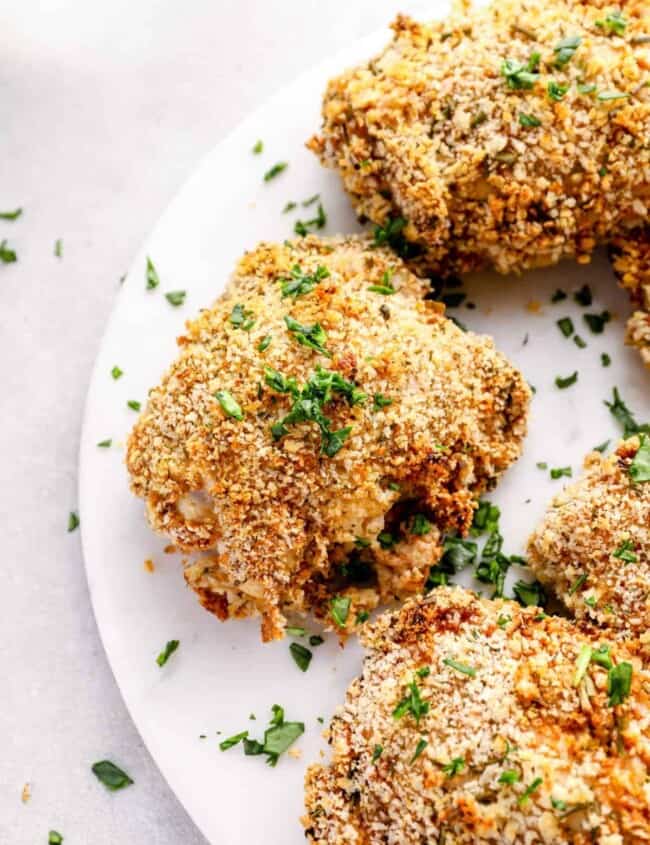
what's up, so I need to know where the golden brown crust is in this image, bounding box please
[310,0,650,360]
[303,588,650,844]
[528,438,650,639]
[609,227,650,368]
[126,235,530,640]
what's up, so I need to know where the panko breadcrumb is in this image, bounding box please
[309,0,650,364]
[303,587,650,844]
[610,227,650,368]
[126,235,529,640]
[528,438,650,639]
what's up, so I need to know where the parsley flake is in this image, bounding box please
[557,317,574,338]
[215,389,244,421]
[596,10,627,35]
[330,595,351,627]
[67,511,79,532]
[607,662,633,706]
[443,658,476,677]
[111,365,123,380]
[547,81,569,101]
[230,303,256,331]
[278,264,329,298]
[284,315,331,357]
[165,290,186,307]
[127,399,141,412]
[264,162,288,182]
[91,760,134,791]
[156,639,179,667]
[518,777,543,805]
[371,744,383,762]
[555,371,578,389]
[294,203,326,236]
[629,435,650,483]
[145,256,159,290]
[393,678,430,724]
[0,240,17,263]
[553,35,581,66]
[289,642,312,672]
[613,538,637,562]
[252,140,263,154]
[411,738,428,764]
[0,208,22,220]
[442,756,465,777]
[501,53,540,89]
[499,769,520,785]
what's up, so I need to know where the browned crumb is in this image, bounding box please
[525,300,542,314]
[144,558,155,573]
[309,0,650,363]
[21,783,30,804]
[609,227,650,369]
[303,587,650,844]
[528,438,650,639]
[127,235,530,640]
[163,544,177,554]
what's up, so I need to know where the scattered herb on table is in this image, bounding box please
[0,208,22,220]
[555,371,578,389]
[127,400,141,412]
[264,162,288,182]
[584,311,610,333]
[54,239,63,258]
[289,642,312,672]
[557,317,574,338]
[49,832,63,844]
[550,466,572,479]
[68,511,79,532]
[145,256,159,290]
[513,579,546,607]
[91,760,134,791]
[156,639,179,667]
[165,290,186,307]
[111,365,123,380]
[0,240,17,263]
[574,285,592,306]
[97,439,112,448]
[294,203,326,236]
[252,139,263,154]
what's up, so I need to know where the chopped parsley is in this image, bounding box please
[165,290,186,307]
[0,208,22,220]
[411,738,428,764]
[536,462,548,470]
[393,677,430,724]
[215,390,244,420]
[264,162,288,182]
[252,139,263,154]
[48,832,63,844]
[569,573,587,595]
[368,269,396,295]
[557,317,574,338]
[471,500,500,535]
[518,777,543,806]
[442,756,465,777]
[294,203,326,236]
[498,769,520,785]
[97,439,112,448]
[156,639,179,667]
[601,352,611,367]
[220,705,304,766]
[518,112,541,127]
[289,642,312,672]
[596,10,627,35]
[284,315,331,356]
[607,662,633,706]
[574,284,592,306]
[286,625,307,638]
[0,240,17,263]
[378,531,396,549]
[127,399,141,412]
[547,81,569,101]
[573,335,587,349]
[355,610,370,624]
[584,311,611,333]
[373,393,393,411]
[577,82,597,95]
[613,538,637,563]
[372,216,423,260]
[497,614,511,628]
[629,435,650,483]
[257,335,272,352]
[598,90,629,102]
[594,439,610,453]
[439,537,477,571]
[111,365,123,380]
[219,731,248,751]
[91,760,134,791]
[411,514,432,535]
[230,303,256,331]
[551,288,567,302]
[302,193,320,207]
[550,466,572,479]
[145,256,159,290]
[555,371,578,389]
[442,657,476,677]
[278,264,329,298]
[309,634,325,646]
[553,35,581,66]
[605,388,650,438]
[371,744,383,762]
[54,239,63,258]
[442,292,466,308]
[67,511,79,532]
[513,579,546,607]
[500,53,540,89]
[283,201,297,213]
[330,595,351,627]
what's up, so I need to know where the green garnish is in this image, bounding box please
[442,756,465,777]
[220,731,248,751]
[294,203,326,236]
[286,625,306,637]
[257,335,272,352]
[0,208,22,220]
[443,658,476,677]
[302,193,320,207]
[156,639,179,667]
[368,269,396,295]
[230,303,256,331]
[165,290,186,307]
[282,201,297,213]
[289,642,312,672]
[553,35,581,66]
[0,240,17,263]
[555,371,578,389]
[498,769,520,785]
[594,439,610,453]
[607,662,633,706]
[569,573,587,595]
[378,531,396,549]
[284,315,331,357]
[97,439,112,448]
[574,285,592,306]
[513,579,546,607]
[330,595,351,627]
[584,311,611,333]
[278,264,329,298]
[573,644,593,685]
[605,388,649,438]
[264,162,288,182]
[411,514,432,536]
[577,83,597,95]
[111,365,123,380]
[48,832,63,844]
[596,10,627,35]
[573,335,587,349]
[54,239,63,258]
[557,317,574,338]
[372,216,423,260]
[550,466,572,479]
[547,81,569,101]
[497,614,511,628]
[127,400,141,412]
[601,353,611,367]
[536,462,548,470]
[518,777,543,806]
[598,90,629,101]
[613,538,637,562]
[393,677,430,724]
[67,511,79,532]
[371,744,383,762]
[629,435,650,483]
[309,634,325,646]
[373,393,393,410]
[471,500,501,535]
[411,738,428,763]
[551,289,567,302]
[416,666,431,678]
[252,140,263,154]
[91,760,134,791]
[215,390,244,421]
[355,611,370,624]
[518,112,541,127]
[442,292,466,308]
[145,256,159,289]
[501,53,540,89]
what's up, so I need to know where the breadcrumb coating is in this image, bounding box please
[309,0,650,361]
[610,227,650,368]
[528,438,650,639]
[126,236,529,640]
[303,587,650,845]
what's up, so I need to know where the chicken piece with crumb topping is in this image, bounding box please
[127,235,529,640]
[528,436,650,640]
[303,587,650,844]
[309,0,650,365]
[610,227,650,368]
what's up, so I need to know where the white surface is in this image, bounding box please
[77,9,650,845]
[3,2,650,845]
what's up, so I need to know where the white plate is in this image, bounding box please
[79,12,650,845]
